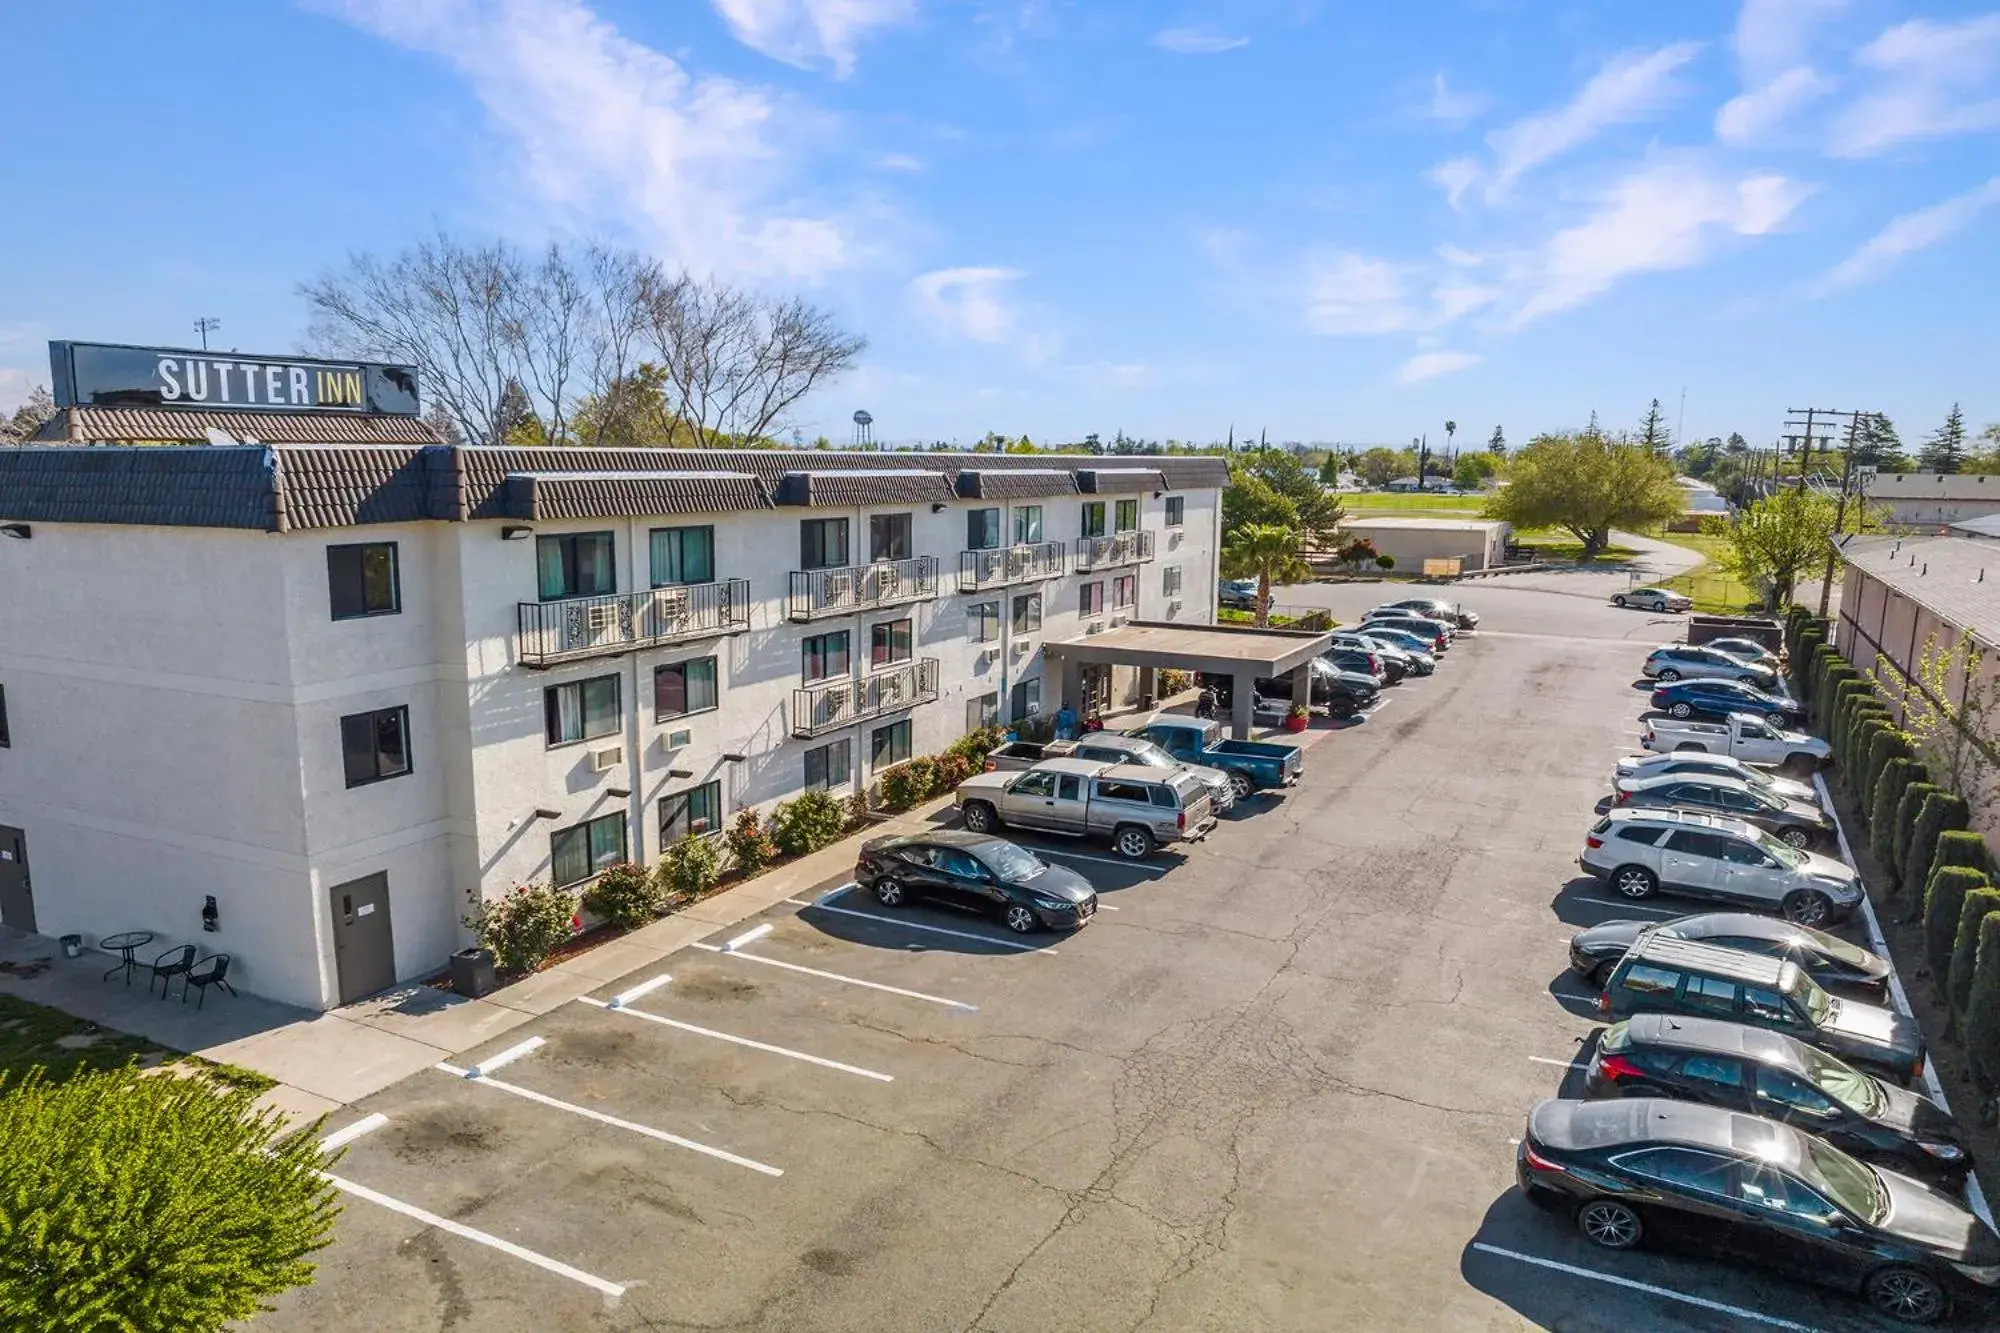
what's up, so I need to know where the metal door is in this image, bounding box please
[1046,774,1090,834]
[329,872,397,1004]
[0,826,34,933]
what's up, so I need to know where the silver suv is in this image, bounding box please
[1641,643,1778,687]
[1577,808,1862,927]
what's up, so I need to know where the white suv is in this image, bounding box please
[1577,808,1862,927]
[1640,643,1778,688]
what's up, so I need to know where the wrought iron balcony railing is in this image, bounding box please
[792,658,941,738]
[787,556,939,622]
[517,579,750,668]
[1074,529,1157,570]
[956,540,1067,592]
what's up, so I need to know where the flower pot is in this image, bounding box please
[1282,714,1308,733]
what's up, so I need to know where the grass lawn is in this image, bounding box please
[1340,492,1488,513]
[1510,530,1639,562]
[1648,528,1763,615]
[0,993,275,1090]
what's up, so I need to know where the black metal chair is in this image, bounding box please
[181,954,236,1009]
[149,945,196,999]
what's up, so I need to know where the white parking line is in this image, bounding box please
[580,996,895,1082]
[691,940,979,1011]
[609,973,673,1009]
[724,922,775,952]
[784,898,1055,954]
[318,1112,389,1154]
[1033,848,1166,873]
[1579,898,1683,917]
[1527,1055,1587,1069]
[434,1061,783,1175]
[1470,1243,1820,1331]
[465,1036,544,1078]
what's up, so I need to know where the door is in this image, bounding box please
[1080,665,1111,715]
[0,826,33,933]
[329,872,397,1004]
[1717,837,1788,907]
[1723,1164,1875,1291]
[1005,770,1060,830]
[889,844,953,908]
[1659,829,1727,894]
[1046,774,1090,834]
[934,847,1003,915]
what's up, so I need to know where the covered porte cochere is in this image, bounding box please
[1042,621,1336,739]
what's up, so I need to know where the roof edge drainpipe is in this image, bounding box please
[264,444,288,533]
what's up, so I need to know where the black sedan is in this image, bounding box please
[1583,1014,1972,1191]
[854,831,1096,933]
[1569,911,1892,1000]
[1519,1098,2000,1325]
[1650,678,1807,727]
[1613,772,1832,849]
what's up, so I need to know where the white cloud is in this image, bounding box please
[1484,42,1704,195]
[1430,280,1501,323]
[1435,243,1485,267]
[1818,176,2000,289]
[1304,253,1414,334]
[1429,156,1481,209]
[1424,72,1488,127]
[1716,65,1831,144]
[322,0,855,281]
[911,266,1024,343]
[1829,15,2000,157]
[1397,350,1480,384]
[1153,27,1249,55]
[709,0,914,77]
[874,152,925,172]
[1731,0,1846,79]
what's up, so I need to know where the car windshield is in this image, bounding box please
[1796,1043,1886,1117]
[1798,923,1876,968]
[1116,741,1175,769]
[1755,830,1806,867]
[1749,788,1786,812]
[981,843,1046,880]
[1785,971,1836,1025]
[1799,1136,1888,1225]
[1738,767,1777,791]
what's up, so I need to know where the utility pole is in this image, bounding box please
[1817,411,1868,617]
[1783,408,1841,495]
[1676,385,1687,450]
[193,316,221,351]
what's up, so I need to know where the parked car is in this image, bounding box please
[1126,717,1303,797]
[1596,934,1926,1085]
[1219,577,1259,610]
[855,831,1097,934]
[1323,646,1392,686]
[1568,911,1893,1000]
[954,758,1216,860]
[1518,1097,2000,1325]
[984,740,1059,772]
[1641,712,1830,772]
[1345,627,1437,674]
[1058,731,1236,813]
[1612,751,1820,808]
[1582,1014,1970,1191]
[1577,807,1863,926]
[1360,616,1452,654]
[1611,587,1692,612]
[1651,678,1806,728]
[1706,635,1780,665]
[1362,607,1456,642]
[1612,772,1833,849]
[1642,643,1780,688]
[1202,662,1379,720]
[1375,596,1479,630]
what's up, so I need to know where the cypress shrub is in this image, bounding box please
[1819,669,1862,737]
[1869,758,1916,872]
[1860,728,1912,817]
[1890,779,1942,889]
[1806,643,1840,706]
[1836,697,1885,771]
[1924,865,1987,979]
[1963,913,2000,1091]
[1948,887,2000,1021]
[1850,719,1893,807]
[1798,637,1832,700]
[1929,829,1992,883]
[1844,706,1889,778]
[1904,790,1969,909]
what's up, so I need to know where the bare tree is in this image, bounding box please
[2,385,57,444]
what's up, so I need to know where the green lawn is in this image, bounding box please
[1648,529,1763,615]
[0,993,274,1090]
[1340,492,1488,513]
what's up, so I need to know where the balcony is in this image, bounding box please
[517,580,751,668]
[792,658,941,738]
[957,540,1067,592]
[787,556,939,622]
[1074,530,1157,570]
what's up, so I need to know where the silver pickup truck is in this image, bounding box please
[955,758,1217,860]
[982,735,1236,812]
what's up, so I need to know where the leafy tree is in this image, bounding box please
[0,1065,338,1329]
[1223,452,1344,548]
[495,379,546,446]
[1637,398,1670,454]
[1487,424,1506,457]
[1443,420,1457,457]
[1452,451,1498,491]
[1972,422,2000,474]
[1317,452,1341,485]
[1725,432,1748,453]
[1221,523,1310,627]
[1869,629,2000,801]
[1481,432,1682,558]
[1725,489,1839,610]
[1,386,57,443]
[1918,403,1967,474]
[1354,446,1410,488]
[1854,413,1909,472]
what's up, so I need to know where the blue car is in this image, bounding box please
[1650,678,1805,727]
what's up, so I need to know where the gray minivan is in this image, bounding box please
[954,758,1216,859]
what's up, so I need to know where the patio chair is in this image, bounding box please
[148,944,196,998]
[181,954,236,1009]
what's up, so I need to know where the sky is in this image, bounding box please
[3,0,1999,449]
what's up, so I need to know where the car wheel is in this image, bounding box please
[1612,595,1628,608]
[1656,668,1681,682]
[1611,866,1658,900]
[1782,889,1834,928]
[1863,1266,1946,1325]
[962,801,998,833]
[1003,904,1038,935]
[1669,702,1693,719]
[1229,770,1253,801]
[1113,825,1155,860]
[1575,1199,1643,1251]
[873,877,906,908]
[1780,827,1812,849]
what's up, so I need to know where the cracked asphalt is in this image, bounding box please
[263,587,1907,1332]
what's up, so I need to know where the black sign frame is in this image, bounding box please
[49,341,421,417]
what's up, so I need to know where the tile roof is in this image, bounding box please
[31,406,443,445]
[954,468,1079,500]
[501,471,774,520]
[1076,467,1167,494]
[0,445,278,529]
[276,447,443,529]
[1838,533,2000,644]
[772,469,956,507]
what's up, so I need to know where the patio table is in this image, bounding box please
[99,931,156,984]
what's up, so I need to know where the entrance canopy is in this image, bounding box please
[1042,620,1335,738]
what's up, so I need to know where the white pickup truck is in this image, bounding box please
[1639,711,1829,773]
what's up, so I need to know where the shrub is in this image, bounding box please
[1891,781,1943,890]
[933,752,972,792]
[1791,630,1825,695]
[1929,829,1992,884]
[724,807,777,877]
[1903,789,1968,908]
[1847,717,1890,798]
[942,725,1005,770]
[1859,728,1911,818]
[657,833,721,902]
[1963,913,2000,1091]
[770,789,848,857]
[1948,887,2000,1021]
[1821,673,1865,741]
[878,756,940,811]
[1925,865,1988,982]
[0,1065,339,1329]
[1158,668,1192,695]
[1868,757,1915,871]
[1375,554,1395,570]
[1804,642,1839,705]
[465,882,578,974]
[582,861,661,931]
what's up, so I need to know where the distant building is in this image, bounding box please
[1860,472,2000,529]
[1949,515,2000,541]
[1337,517,1511,572]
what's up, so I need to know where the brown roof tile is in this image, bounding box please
[503,471,774,520]
[954,468,1080,500]
[773,469,956,507]
[33,406,443,445]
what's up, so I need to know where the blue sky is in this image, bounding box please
[4,0,1999,448]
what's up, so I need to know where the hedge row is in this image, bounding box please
[1964,915,2000,1088]
[875,725,1006,813]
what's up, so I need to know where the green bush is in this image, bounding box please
[1947,887,2000,1020]
[1929,829,1992,884]
[465,882,578,973]
[1903,789,1968,907]
[724,807,778,878]
[1869,757,1916,870]
[1791,631,1824,695]
[1375,554,1395,570]
[1963,913,2000,1091]
[1158,668,1193,696]
[943,725,1006,769]
[878,756,939,811]
[1808,645,1843,709]
[0,1065,338,1330]
[582,861,661,931]
[1831,696,1873,770]
[1859,728,1911,819]
[1821,673,1865,741]
[1926,864,1990,988]
[933,751,973,792]
[657,833,720,902]
[1891,781,1943,889]
[1847,717,1890,800]
[770,789,849,857]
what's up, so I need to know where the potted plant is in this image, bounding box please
[1283,702,1310,733]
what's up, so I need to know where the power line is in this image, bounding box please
[193,316,222,351]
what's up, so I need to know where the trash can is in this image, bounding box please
[59,934,83,960]
[449,947,498,998]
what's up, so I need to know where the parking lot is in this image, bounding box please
[267,588,1917,1332]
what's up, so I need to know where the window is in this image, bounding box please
[967,508,1001,551]
[1081,502,1107,538]
[1012,592,1042,632]
[537,532,616,600]
[1615,824,1666,845]
[872,720,912,768]
[1681,975,1740,1016]
[1742,986,1799,1025]
[1013,505,1043,544]
[551,812,626,886]
[969,601,1001,643]
[1114,498,1139,532]
[1096,778,1151,803]
[659,780,723,841]
[1010,677,1042,717]
[1080,582,1105,616]
[1679,1054,1744,1088]
[936,847,986,878]
[1753,1068,1840,1118]
[1162,566,1183,597]
[340,706,411,787]
[800,517,849,571]
[1736,1166,1839,1221]
[869,513,912,562]
[870,618,913,668]
[1620,963,1681,995]
[1718,839,1771,866]
[0,685,8,748]
[327,543,400,619]
[1165,496,1185,527]
[1013,770,1057,797]
[655,657,718,720]
[1614,1147,1736,1195]
[649,526,714,587]
[802,631,850,683]
[968,692,1000,730]
[545,675,620,745]
[804,739,853,793]
[1112,575,1136,610]
[1057,774,1082,800]
[1665,829,1733,859]
[1148,786,1178,809]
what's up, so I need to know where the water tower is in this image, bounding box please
[852,409,873,448]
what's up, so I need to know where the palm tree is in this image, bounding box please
[1221,523,1311,627]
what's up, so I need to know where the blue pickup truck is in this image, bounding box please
[1124,717,1303,799]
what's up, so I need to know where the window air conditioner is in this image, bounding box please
[1110,615,1129,627]
[1086,621,1104,635]
[1012,639,1032,654]
[588,744,625,772]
